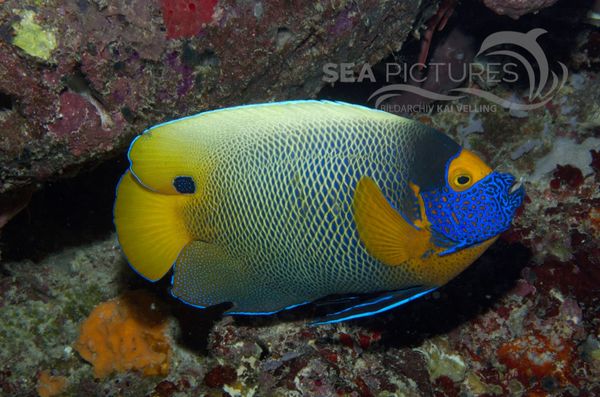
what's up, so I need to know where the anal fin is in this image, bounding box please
[171,241,249,309]
[171,241,310,315]
[311,286,436,325]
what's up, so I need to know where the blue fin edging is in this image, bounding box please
[310,287,437,325]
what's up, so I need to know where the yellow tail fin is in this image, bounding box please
[114,172,193,281]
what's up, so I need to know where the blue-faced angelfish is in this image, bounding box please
[114,101,524,324]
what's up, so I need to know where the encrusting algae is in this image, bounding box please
[11,10,57,60]
[74,290,171,378]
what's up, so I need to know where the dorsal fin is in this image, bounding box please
[128,101,401,194]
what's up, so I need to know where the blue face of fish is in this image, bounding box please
[417,149,525,255]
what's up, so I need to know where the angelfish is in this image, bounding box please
[114,101,524,324]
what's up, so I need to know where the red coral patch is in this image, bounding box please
[203,365,236,388]
[161,0,218,39]
[550,164,584,190]
[497,333,575,390]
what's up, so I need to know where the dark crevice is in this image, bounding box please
[0,155,128,263]
[0,92,14,111]
[181,44,219,68]
[64,64,109,109]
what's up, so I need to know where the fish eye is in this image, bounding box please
[450,172,473,191]
[456,175,471,185]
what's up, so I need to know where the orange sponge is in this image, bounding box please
[37,370,67,397]
[74,290,171,378]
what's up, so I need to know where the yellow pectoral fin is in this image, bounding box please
[408,181,431,230]
[353,177,431,266]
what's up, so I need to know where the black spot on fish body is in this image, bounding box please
[174,176,196,194]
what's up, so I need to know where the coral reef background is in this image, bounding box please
[0,0,599,396]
